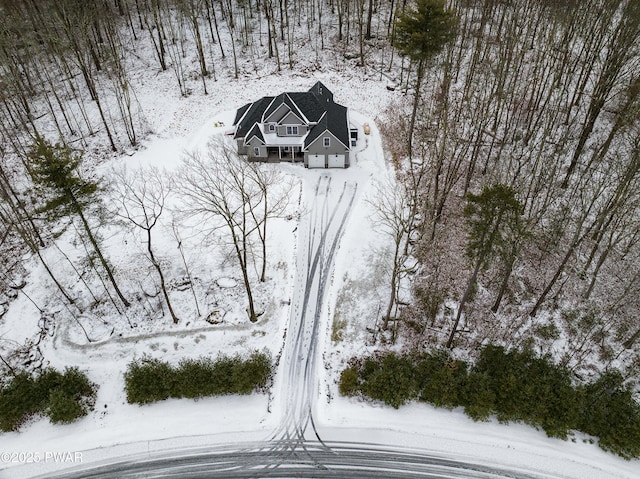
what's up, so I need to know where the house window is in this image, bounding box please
[268,124,275,132]
[283,146,290,152]
[253,147,260,156]
[286,126,298,135]
[323,137,330,147]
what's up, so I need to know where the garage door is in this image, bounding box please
[308,154,325,168]
[328,154,346,168]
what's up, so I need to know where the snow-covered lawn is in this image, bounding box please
[0,72,638,479]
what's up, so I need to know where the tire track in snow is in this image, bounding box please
[263,174,357,472]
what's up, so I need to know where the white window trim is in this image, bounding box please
[253,147,260,156]
[323,137,330,147]
[268,123,275,132]
[286,125,299,136]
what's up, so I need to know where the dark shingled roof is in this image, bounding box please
[245,123,265,143]
[308,81,333,103]
[304,115,327,149]
[263,93,305,123]
[234,96,273,139]
[233,102,251,125]
[304,102,349,150]
[325,102,349,147]
[234,82,349,151]
[288,92,325,123]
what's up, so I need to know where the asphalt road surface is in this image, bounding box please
[39,440,565,478]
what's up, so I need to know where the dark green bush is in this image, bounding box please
[0,368,96,431]
[416,353,468,409]
[36,369,65,401]
[463,372,495,421]
[46,368,96,424]
[234,351,272,394]
[175,358,216,399]
[471,345,580,438]
[47,390,85,424]
[338,345,640,459]
[338,366,360,396]
[125,351,273,405]
[210,355,240,394]
[578,371,640,459]
[358,353,419,409]
[124,357,176,404]
[57,367,96,401]
[0,372,41,431]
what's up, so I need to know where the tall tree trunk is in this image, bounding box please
[446,260,481,349]
[365,0,374,39]
[407,59,425,158]
[491,253,516,313]
[73,195,130,308]
[146,228,179,323]
[384,237,402,329]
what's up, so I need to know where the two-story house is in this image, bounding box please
[232,82,354,168]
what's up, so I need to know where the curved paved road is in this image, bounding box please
[41,440,564,478]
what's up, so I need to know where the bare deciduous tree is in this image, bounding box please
[369,178,413,333]
[175,141,264,322]
[114,166,180,323]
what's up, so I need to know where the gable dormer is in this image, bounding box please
[264,101,291,124]
[276,110,308,136]
[308,81,333,104]
[278,110,305,126]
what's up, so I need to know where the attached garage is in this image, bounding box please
[328,154,346,168]
[308,154,325,168]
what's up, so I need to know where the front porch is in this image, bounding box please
[266,146,304,162]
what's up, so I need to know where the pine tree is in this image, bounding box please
[28,136,130,308]
[393,0,457,157]
[446,184,522,348]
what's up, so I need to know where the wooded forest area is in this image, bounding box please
[0,0,639,380]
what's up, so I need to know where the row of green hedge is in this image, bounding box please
[124,351,272,404]
[339,345,640,459]
[0,367,97,432]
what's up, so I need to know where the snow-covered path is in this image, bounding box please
[268,175,358,451]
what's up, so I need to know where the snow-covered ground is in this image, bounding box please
[1,69,638,478]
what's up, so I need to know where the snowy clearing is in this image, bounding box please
[0,26,637,476]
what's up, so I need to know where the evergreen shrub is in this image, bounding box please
[175,358,216,399]
[0,372,41,431]
[236,350,272,393]
[471,345,580,438]
[0,368,96,431]
[338,345,640,459]
[47,389,85,424]
[416,353,468,409]
[124,351,273,405]
[338,366,360,397]
[124,357,176,404]
[578,371,640,459]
